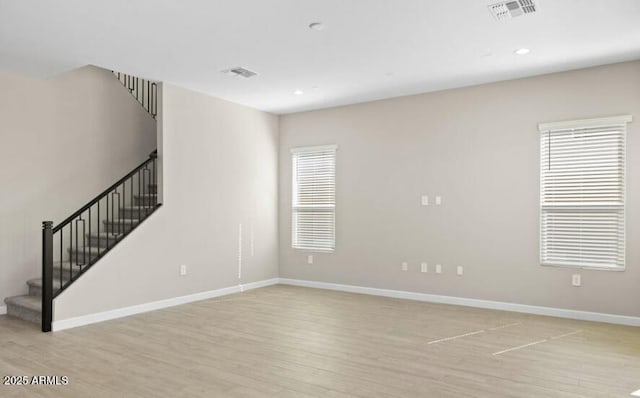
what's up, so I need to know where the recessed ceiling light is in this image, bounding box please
[515,48,531,55]
[309,22,325,31]
[293,90,304,95]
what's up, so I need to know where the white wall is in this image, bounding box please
[0,66,156,302]
[279,61,640,317]
[53,83,279,320]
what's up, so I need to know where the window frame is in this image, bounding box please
[538,115,631,271]
[291,144,337,253]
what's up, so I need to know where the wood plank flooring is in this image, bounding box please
[1,285,640,397]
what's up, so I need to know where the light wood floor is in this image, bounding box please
[1,285,640,397]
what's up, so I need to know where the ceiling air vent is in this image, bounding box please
[488,0,538,21]
[223,67,258,79]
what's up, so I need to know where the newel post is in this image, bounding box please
[42,221,53,332]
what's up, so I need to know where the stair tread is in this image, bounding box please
[4,295,41,312]
[103,218,142,224]
[27,278,64,289]
[86,232,124,238]
[68,246,105,254]
[120,206,154,210]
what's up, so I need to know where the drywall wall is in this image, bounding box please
[54,83,279,320]
[0,66,156,302]
[279,60,640,317]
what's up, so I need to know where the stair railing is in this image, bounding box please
[41,150,160,332]
[113,71,158,119]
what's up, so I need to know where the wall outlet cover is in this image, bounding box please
[307,255,314,264]
[435,196,442,205]
[435,264,442,274]
[180,264,187,276]
[457,266,463,276]
[421,262,428,273]
[401,262,408,271]
[421,195,429,206]
[572,274,581,287]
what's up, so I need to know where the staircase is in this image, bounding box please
[3,71,160,331]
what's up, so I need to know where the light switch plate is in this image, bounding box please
[402,262,408,271]
[421,262,428,273]
[421,195,429,206]
[307,255,313,264]
[435,264,442,274]
[180,264,187,276]
[435,196,442,205]
[457,266,463,276]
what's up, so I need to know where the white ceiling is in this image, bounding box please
[1,0,639,114]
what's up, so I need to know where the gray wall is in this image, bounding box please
[0,66,156,303]
[279,61,640,317]
[54,83,279,320]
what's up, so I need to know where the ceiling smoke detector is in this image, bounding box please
[223,67,258,79]
[488,0,538,21]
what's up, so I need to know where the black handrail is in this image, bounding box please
[52,151,157,233]
[41,150,160,332]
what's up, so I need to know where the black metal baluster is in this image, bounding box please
[142,168,148,213]
[69,221,73,280]
[153,155,156,206]
[106,195,110,248]
[88,207,92,257]
[59,228,63,288]
[76,216,86,269]
[155,82,158,117]
[147,80,150,114]
[131,175,134,226]
[138,169,141,221]
[123,182,126,238]
[112,190,121,236]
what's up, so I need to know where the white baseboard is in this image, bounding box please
[52,278,279,332]
[279,278,640,327]
[0,305,6,315]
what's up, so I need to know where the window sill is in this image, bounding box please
[540,263,625,272]
[293,247,335,253]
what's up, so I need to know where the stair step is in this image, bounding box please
[103,218,140,234]
[27,278,63,297]
[87,232,124,248]
[119,206,154,219]
[67,246,105,262]
[134,194,158,206]
[52,261,84,282]
[4,295,41,324]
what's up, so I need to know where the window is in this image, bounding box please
[291,145,337,252]
[539,115,631,270]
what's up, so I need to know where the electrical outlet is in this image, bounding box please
[401,262,408,271]
[572,274,581,287]
[421,262,428,273]
[307,255,313,265]
[435,264,442,274]
[435,196,442,205]
[180,264,187,276]
[457,266,463,276]
[421,195,429,206]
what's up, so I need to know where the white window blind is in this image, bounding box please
[291,145,337,252]
[539,116,630,269]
